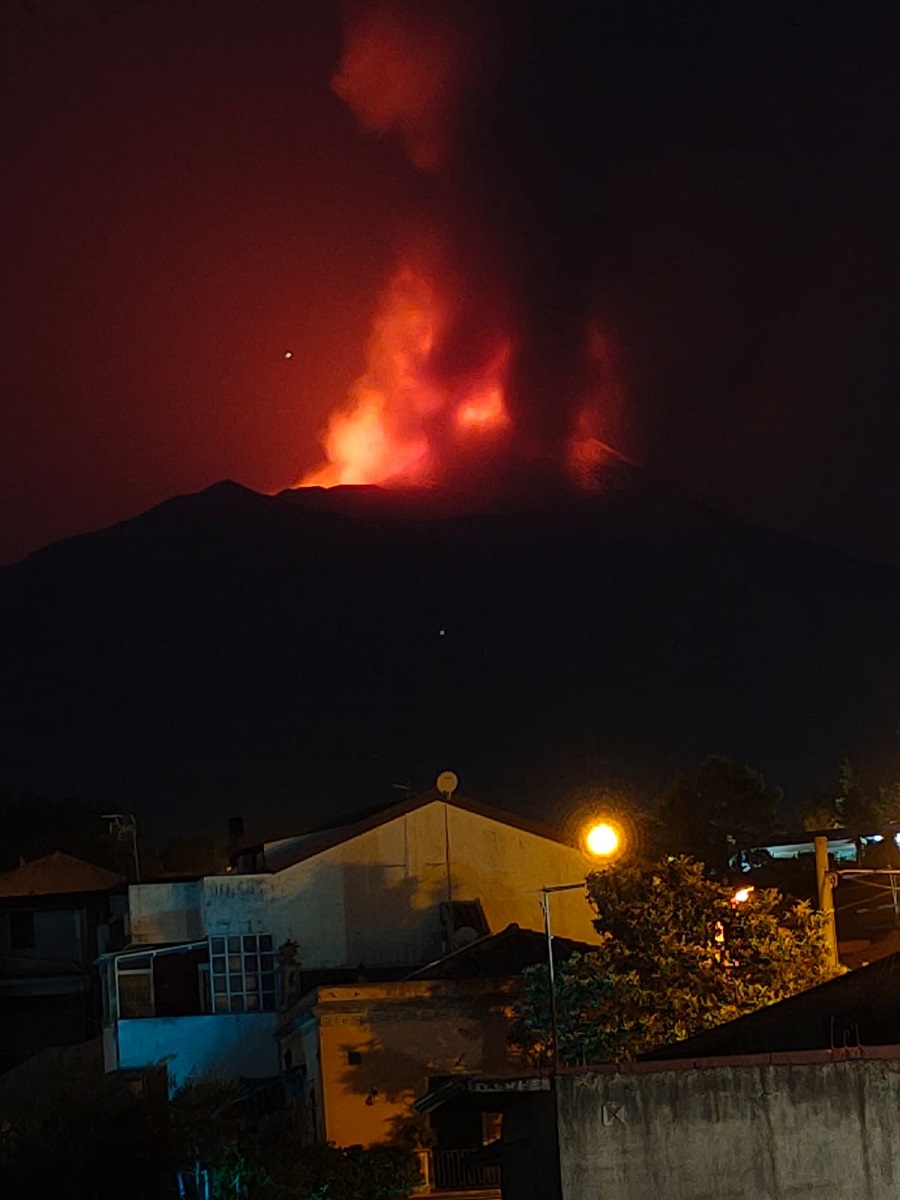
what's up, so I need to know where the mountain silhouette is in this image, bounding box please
[2,468,899,840]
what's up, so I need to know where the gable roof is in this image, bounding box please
[0,852,124,898]
[234,788,586,873]
[642,952,900,1061]
[408,922,599,980]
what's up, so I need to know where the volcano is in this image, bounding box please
[1,468,899,839]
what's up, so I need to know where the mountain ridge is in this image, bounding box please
[2,470,898,841]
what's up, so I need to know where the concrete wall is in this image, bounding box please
[557,1058,900,1200]
[115,1012,280,1090]
[125,801,600,969]
[129,881,204,944]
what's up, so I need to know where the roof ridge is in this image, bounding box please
[239,790,580,874]
[0,850,125,897]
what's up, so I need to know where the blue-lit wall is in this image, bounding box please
[115,1012,279,1089]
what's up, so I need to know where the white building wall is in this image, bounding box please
[202,874,272,937]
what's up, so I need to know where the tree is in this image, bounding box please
[800,758,899,844]
[512,856,840,1066]
[656,756,782,875]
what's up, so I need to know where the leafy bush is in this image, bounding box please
[513,855,842,1064]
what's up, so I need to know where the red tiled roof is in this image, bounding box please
[0,851,124,897]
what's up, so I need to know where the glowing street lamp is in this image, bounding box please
[584,821,621,859]
[542,818,625,1073]
[731,885,754,905]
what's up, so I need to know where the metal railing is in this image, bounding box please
[431,1148,501,1191]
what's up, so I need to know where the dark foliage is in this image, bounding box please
[513,856,840,1064]
[0,1071,418,1199]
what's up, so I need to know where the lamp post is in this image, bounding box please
[541,881,587,1073]
[541,821,622,1073]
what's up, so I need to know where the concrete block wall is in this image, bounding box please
[557,1057,900,1200]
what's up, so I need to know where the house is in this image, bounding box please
[100,788,605,1090]
[0,852,126,1073]
[278,979,512,1195]
[274,923,598,1195]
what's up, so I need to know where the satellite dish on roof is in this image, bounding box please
[451,925,479,950]
[436,770,459,798]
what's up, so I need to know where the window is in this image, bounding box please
[10,910,35,951]
[117,956,154,1019]
[209,934,276,1013]
[482,1112,503,1145]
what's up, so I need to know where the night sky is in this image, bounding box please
[4,0,900,566]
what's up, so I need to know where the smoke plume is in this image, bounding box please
[300,1,626,491]
[303,0,900,539]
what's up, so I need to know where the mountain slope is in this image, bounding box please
[1,473,899,838]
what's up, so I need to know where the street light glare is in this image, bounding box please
[732,886,754,904]
[585,822,620,858]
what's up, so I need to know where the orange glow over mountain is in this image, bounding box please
[299,262,512,488]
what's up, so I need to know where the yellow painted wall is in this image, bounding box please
[308,981,517,1148]
[443,804,602,944]
[272,800,602,969]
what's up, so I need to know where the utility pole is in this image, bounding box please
[814,835,839,969]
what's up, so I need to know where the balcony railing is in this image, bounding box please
[431,1148,501,1192]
